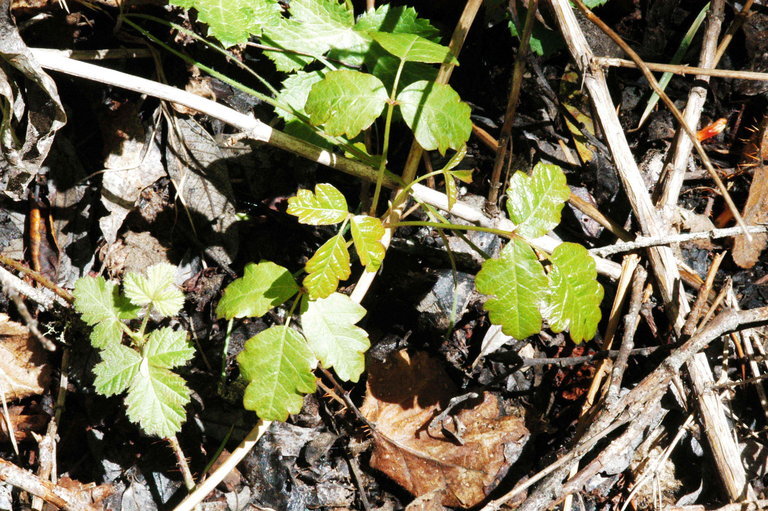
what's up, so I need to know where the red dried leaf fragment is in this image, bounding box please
[696,117,727,141]
[361,351,529,509]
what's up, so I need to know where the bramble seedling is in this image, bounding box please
[73,263,193,438]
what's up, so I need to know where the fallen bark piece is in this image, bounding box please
[0,314,51,401]
[361,350,529,508]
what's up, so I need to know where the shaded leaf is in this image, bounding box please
[301,293,370,382]
[123,263,185,317]
[305,70,388,138]
[506,162,570,239]
[237,326,317,421]
[216,261,299,319]
[304,233,351,299]
[286,183,349,225]
[397,81,471,154]
[274,70,326,122]
[350,215,385,270]
[370,32,457,64]
[475,238,548,340]
[543,243,603,343]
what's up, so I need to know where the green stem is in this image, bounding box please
[393,220,513,239]
[370,59,407,216]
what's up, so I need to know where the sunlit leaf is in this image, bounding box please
[506,162,570,239]
[93,344,142,397]
[286,183,349,225]
[369,31,457,64]
[125,363,191,438]
[123,263,185,317]
[170,0,282,47]
[216,261,299,319]
[350,215,385,270]
[73,276,140,348]
[304,233,351,299]
[397,81,471,154]
[143,327,195,369]
[274,70,326,122]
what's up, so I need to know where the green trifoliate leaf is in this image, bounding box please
[123,263,185,317]
[216,261,299,320]
[304,233,351,299]
[93,344,142,397]
[125,362,191,438]
[506,162,571,239]
[475,238,548,340]
[543,243,603,343]
[73,276,140,348]
[274,70,326,123]
[350,215,385,271]
[286,183,349,225]
[370,32,458,64]
[170,0,282,47]
[143,327,195,369]
[305,70,388,138]
[301,293,370,382]
[397,81,471,154]
[237,326,317,421]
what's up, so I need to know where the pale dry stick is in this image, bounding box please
[594,57,768,82]
[351,0,484,303]
[572,0,749,239]
[682,251,727,338]
[590,225,768,257]
[29,48,625,283]
[655,0,724,210]
[698,278,731,331]
[546,0,753,502]
[486,0,540,207]
[0,265,60,308]
[562,254,640,511]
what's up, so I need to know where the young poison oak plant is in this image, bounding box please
[73,263,193,438]
[215,262,369,420]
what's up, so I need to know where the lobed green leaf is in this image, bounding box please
[73,276,140,348]
[475,238,548,340]
[286,183,349,225]
[350,215,385,271]
[506,162,571,239]
[123,263,185,317]
[216,261,299,320]
[237,326,317,421]
[93,344,142,397]
[543,243,603,343]
[274,70,326,123]
[170,0,282,47]
[143,327,195,369]
[301,293,370,382]
[305,70,388,138]
[303,233,351,299]
[397,81,471,154]
[369,31,457,64]
[125,362,191,438]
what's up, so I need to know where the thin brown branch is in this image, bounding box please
[594,57,768,82]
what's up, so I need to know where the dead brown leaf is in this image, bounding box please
[0,313,51,401]
[0,405,48,442]
[361,351,529,509]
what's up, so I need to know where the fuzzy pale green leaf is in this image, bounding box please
[304,233,351,299]
[476,238,548,340]
[170,0,282,47]
[370,31,457,64]
[350,215,385,271]
[305,70,388,138]
[73,276,140,348]
[144,327,195,369]
[93,344,142,397]
[506,162,571,239]
[274,71,326,122]
[397,81,471,154]
[125,362,191,437]
[237,325,317,421]
[123,263,185,317]
[286,183,349,225]
[301,293,369,382]
[543,243,603,343]
[216,261,299,320]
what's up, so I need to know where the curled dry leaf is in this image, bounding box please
[0,314,51,401]
[361,350,529,508]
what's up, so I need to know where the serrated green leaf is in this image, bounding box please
[440,146,467,210]
[171,0,282,47]
[543,243,603,343]
[305,70,388,138]
[123,263,185,317]
[216,261,299,320]
[93,344,142,397]
[476,238,548,340]
[304,233,351,299]
[369,32,458,64]
[262,0,366,71]
[144,327,195,369]
[301,293,369,382]
[506,162,571,239]
[125,361,191,437]
[397,81,471,154]
[73,276,140,349]
[355,5,441,40]
[286,183,349,225]
[350,215,385,271]
[274,70,326,123]
[237,326,317,421]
